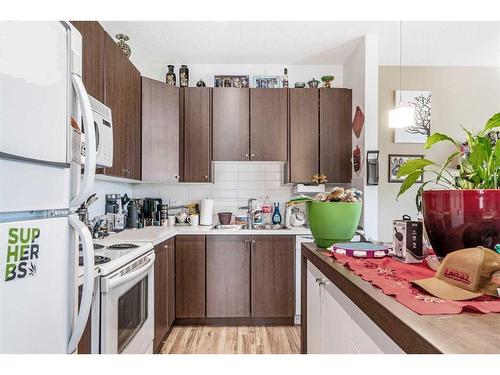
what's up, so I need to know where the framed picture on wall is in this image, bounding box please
[388,154,424,183]
[394,90,432,144]
[252,75,281,88]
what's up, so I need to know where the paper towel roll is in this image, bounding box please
[200,198,214,226]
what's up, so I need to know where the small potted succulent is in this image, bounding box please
[396,113,500,257]
[321,75,335,88]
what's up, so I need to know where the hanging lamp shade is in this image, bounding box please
[389,103,414,128]
[389,21,414,129]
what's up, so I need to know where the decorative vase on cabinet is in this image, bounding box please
[179,65,189,87]
[166,65,176,85]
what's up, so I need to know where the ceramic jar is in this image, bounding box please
[166,65,176,86]
[179,65,189,87]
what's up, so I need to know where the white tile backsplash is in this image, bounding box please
[130,161,295,216]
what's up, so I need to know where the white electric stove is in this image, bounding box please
[78,237,155,354]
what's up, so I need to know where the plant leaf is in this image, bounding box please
[396,158,435,178]
[425,133,458,150]
[397,170,422,199]
[480,113,500,136]
[436,151,460,183]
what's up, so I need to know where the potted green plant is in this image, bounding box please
[396,113,500,257]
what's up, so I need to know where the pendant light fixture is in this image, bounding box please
[389,21,414,128]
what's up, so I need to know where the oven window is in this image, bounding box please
[117,276,148,353]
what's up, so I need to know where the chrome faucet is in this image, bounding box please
[239,198,257,229]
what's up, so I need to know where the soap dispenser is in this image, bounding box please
[272,202,282,225]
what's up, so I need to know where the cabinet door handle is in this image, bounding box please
[204,175,208,180]
[164,245,168,249]
[244,239,250,243]
[251,240,256,244]
[245,153,249,159]
[251,153,255,159]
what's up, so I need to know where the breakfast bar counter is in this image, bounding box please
[301,242,500,354]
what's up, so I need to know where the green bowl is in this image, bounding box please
[306,201,362,248]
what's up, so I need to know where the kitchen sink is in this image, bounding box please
[212,224,286,230]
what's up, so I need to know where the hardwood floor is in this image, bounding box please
[160,325,301,354]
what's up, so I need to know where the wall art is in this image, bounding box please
[214,75,249,88]
[252,75,281,88]
[388,154,424,183]
[394,90,431,144]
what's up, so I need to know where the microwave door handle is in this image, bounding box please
[102,253,155,292]
[67,214,95,353]
[70,74,96,209]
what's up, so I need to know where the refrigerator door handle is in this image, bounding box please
[67,214,95,354]
[70,74,96,209]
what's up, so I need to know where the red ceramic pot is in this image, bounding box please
[422,189,500,257]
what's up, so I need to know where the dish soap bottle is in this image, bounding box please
[272,202,282,225]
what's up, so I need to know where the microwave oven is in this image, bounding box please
[80,95,113,168]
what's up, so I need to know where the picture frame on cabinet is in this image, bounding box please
[388,154,424,183]
[214,75,249,88]
[252,75,282,88]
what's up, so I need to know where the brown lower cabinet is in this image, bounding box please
[153,237,175,353]
[206,236,250,317]
[174,235,295,324]
[175,235,206,318]
[251,236,295,318]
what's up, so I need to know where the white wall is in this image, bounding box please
[342,35,379,240]
[132,161,295,222]
[137,63,343,87]
[87,178,133,218]
[377,66,500,242]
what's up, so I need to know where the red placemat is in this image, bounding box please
[324,251,500,315]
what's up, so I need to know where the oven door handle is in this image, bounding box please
[102,253,155,292]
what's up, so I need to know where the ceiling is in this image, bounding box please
[100,21,500,66]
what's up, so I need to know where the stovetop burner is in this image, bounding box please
[107,243,140,250]
[79,255,111,266]
[79,243,105,251]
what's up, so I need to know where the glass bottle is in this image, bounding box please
[272,203,282,225]
[282,68,289,88]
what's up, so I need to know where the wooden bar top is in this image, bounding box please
[302,242,500,354]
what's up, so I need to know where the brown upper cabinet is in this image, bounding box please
[103,33,141,180]
[71,21,142,181]
[142,77,180,182]
[180,87,212,182]
[70,21,105,103]
[250,88,288,161]
[289,88,319,183]
[213,88,250,161]
[288,88,352,184]
[212,88,288,162]
[319,88,352,183]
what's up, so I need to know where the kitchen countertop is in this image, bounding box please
[107,225,312,246]
[301,242,500,354]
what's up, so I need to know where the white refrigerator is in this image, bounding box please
[0,21,97,353]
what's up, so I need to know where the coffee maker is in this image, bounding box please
[142,198,162,226]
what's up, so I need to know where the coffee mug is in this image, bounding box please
[167,215,176,227]
[187,214,199,226]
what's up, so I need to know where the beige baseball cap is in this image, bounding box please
[412,247,500,301]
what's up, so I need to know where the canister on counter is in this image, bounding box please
[393,215,424,263]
